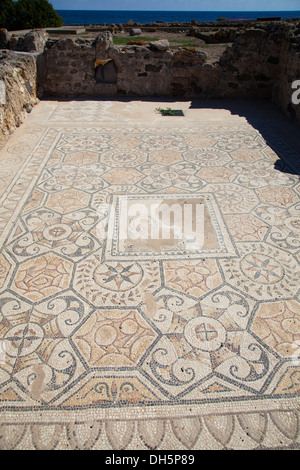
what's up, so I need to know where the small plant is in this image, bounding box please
[126,40,145,46]
[180,46,196,53]
[156,107,175,116]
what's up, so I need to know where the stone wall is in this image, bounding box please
[0,29,48,54]
[216,23,300,125]
[39,34,206,98]
[0,51,38,141]
[0,22,300,137]
[37,25,300,125]
[271,30,300,124]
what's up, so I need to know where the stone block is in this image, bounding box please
[245,29,267,38]
[9,36,19,50]
[95,31,114,57]
[129,29,142,36]
[23,30,48,53]
[0,80,6,104]
[46,28,86,35]
[149,39,170,51]
[145,64,163,72]
[0,29,9,49]
[194,31,218,43]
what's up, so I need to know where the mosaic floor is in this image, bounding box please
[0,99,299,449]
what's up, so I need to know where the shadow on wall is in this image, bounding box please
[95,59,118,84]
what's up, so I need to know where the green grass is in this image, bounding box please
[168,38,197,48]
[113,36,200,49]
[112,35,229,49]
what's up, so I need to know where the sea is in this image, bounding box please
[56,10,300,26]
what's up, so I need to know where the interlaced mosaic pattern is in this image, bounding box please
[0,105,299,449]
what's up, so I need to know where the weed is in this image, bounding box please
[126,40,146,46]
[156,107,175,116]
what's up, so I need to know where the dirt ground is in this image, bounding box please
[116,30,230,63]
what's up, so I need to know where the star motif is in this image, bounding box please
[243,255,282,283]
[101,263,141,290]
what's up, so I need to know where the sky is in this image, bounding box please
[51,0,300,11]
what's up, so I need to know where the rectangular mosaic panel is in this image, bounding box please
[104,194,237,260]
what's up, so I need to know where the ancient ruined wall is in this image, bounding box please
[40,34,208,98]
[0,24,300,136]
[38,38,100,97]
[272,32,300,125]
[0,51,38,141]
[40,38,175,97]
[110,46,173,97]
[216,24,300,125]
[38,26,300,127]
[216,29,281,99]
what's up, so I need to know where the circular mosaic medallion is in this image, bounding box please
[183,148,231,166]
[207,131,264,151]
[139,134,187,151]
[222,242,299,300]
[240,253,284,284]
[184,317,226,352]
[93,262,143,292]
[4,322,44,357]
[100,150,146,167]
[73,255,161,307]
[42,223,72,242]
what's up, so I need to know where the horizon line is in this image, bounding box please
[55,9,300,12]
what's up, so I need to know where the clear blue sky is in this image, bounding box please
[51,0,300,11]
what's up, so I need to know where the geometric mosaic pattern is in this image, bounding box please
[0,101,299,449]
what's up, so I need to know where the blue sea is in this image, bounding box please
[56,10,300,26]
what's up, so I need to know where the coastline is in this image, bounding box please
[55,10,300,26]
